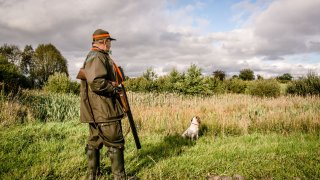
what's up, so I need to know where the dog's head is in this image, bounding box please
[191,116,201,125]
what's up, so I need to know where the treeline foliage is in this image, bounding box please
[125,65,320,97]
[287,72,320,96]
[0,43,77,93]
[0,55,30,92]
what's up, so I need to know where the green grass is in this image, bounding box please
[1,119,319,179]
[1,91,320,179]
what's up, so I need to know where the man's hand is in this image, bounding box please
[111,81,123,93]
[111,81,119,87]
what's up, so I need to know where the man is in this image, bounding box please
[79,29,126,179]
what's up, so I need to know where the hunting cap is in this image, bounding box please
[92,29,116,41]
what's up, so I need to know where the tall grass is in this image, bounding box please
[0,90,79,126]
[1,91,320,179]
[127,92,320,136]
[1,91,320,135]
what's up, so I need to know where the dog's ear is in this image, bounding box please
[196,116,201,123]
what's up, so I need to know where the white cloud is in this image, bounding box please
[0,0,319,79]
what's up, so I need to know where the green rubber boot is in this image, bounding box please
[87,145,100,180]
[108,147,126,180]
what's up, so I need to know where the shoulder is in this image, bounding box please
[86,50,107,63]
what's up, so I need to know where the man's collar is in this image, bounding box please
[91,46,110,54]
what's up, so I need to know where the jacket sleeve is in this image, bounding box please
[85,55,114,95]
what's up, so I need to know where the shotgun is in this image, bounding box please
[115,66,141,149]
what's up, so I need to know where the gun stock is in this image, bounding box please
[76,68,86,80]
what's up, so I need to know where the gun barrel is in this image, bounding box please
[122,86,141,149]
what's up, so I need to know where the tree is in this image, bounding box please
[0,44,22,65]
[257,74,264,80]
[239,69,255,81]
[30,44,68,88]
[163,68,184,92]
[20,45,34,75]
[231,75,239,79]
[142,67,157,81]
[0,55,30,92]
[212,69,226,81]
[183,64,204,94]
[277,73,293,83]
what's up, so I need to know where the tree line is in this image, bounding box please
[1,43,318,97]
[0,43,69,92]
[125,65,320,97]
[124,65,299,97]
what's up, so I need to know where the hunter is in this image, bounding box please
[79,29,126,179]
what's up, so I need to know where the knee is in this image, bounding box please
[85,144,99,154]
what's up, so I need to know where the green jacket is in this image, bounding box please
[80,49,124,123]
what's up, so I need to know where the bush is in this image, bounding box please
[125,77,160,92]
[225,78,247,94]
[287,73,320,96]
[247,79,281,98]
[43,73,79,94]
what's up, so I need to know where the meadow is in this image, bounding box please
[0,91,320,179]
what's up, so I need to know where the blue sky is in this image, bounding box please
[0,0,319,79]
[166,0,272,32]
[167,0,239,32]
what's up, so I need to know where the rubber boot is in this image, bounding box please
[87,145,100,180]
[108,147,126,180]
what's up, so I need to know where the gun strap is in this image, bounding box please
[113,62,124,84]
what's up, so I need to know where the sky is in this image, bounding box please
[0,0,320,79]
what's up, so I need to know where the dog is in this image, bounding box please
[182,116,201,140]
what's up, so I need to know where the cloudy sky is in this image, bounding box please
[1,0,320,79]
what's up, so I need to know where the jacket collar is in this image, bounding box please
[91,46,110,54]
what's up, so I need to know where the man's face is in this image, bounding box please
[104,39,111,51]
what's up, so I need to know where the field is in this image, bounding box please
[0,91,320,179]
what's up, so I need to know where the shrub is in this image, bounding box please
[43,73,79,94]
[287,73,320,96]
[225,78,247,94]
[247,79,281,98]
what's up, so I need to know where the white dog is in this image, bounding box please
[182,116,201,140]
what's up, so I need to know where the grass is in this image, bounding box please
[1,121,319,179]
[1,91,320,179]
[133,133,320,179]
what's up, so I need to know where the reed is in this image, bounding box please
[1,90,319,136]
[126,92,320,136]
